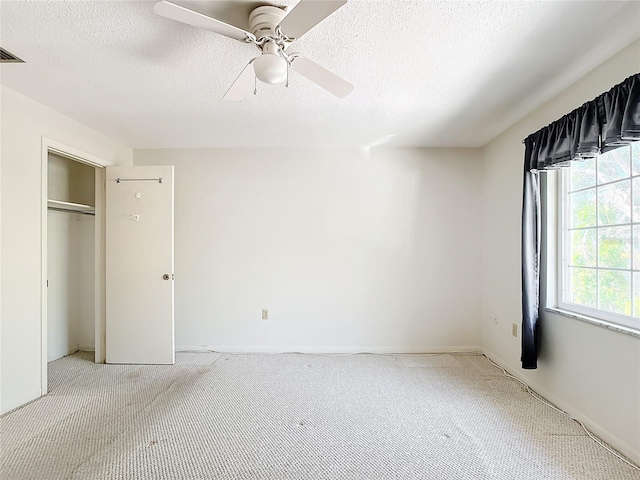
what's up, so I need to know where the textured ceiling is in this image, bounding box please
[1,0,639,149]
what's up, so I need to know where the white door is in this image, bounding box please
[105,165,174,364]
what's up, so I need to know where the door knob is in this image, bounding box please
[163,274,170,281]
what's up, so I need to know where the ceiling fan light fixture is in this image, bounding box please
[253,52,287,85]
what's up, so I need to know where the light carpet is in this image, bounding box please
[1,352,638,480]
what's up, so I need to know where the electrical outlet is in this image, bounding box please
[261,309,268,320]
[493,317,499,325]
[512,323,518,337]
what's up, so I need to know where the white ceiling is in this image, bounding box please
[1,0,639,149]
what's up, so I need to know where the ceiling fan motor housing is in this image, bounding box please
[249,6,288,42]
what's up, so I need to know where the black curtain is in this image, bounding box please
[521,73,640,369]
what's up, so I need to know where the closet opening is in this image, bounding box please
[41,139,110,395]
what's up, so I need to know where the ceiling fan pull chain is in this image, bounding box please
[286,64,289,88]
[254,76,257,96]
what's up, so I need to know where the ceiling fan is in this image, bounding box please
[153,0,354,101]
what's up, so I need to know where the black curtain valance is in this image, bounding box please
[520,72,640,370]
[524,73,640,172]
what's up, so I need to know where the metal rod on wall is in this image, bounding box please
[116,178,163,184]
[48,207,96,216]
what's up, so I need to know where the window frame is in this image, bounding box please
[557,145,640,331]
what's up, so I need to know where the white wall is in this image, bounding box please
[135,147,483,352]
[47,153,96,360]
[480,39,640,464]
[0,86,132,414]
[47,210,95,361]
[48,152,95,207]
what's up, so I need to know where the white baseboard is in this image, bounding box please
[48,345,94,362]
[48,344,81,362]
[483,348,640,467]
[176,345,482,354]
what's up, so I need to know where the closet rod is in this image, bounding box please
[48,207,95,216]
[116,177,163,184]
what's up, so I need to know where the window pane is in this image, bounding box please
[635,226,640,270]
[598,226,631,269]
[570,229,596,267]
[598,145,630,184]
[562,148,638,325]
[570,189,596,228]
[598,180,630,226]
[569,158,595,191]
[569,267,596,308]
[598,270,631,316]
[634,178,640,223]
[632,142,640,176]
[634,273,640,318]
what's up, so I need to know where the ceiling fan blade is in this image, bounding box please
[153,1,254,43]
[290,55,353,98]
[278,0,347,40]
[224,61,256,101]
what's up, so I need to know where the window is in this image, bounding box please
[559,142,640,330]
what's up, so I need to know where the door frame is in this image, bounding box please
[40,137,112,395]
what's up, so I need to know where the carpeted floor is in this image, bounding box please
[1,352,638,480]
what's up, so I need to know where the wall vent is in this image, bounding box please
[0,48,25,63]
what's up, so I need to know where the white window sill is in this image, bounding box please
[545,308,640,338]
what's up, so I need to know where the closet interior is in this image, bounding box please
[47,152,96,363]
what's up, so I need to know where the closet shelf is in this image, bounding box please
[48,199,95,215]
